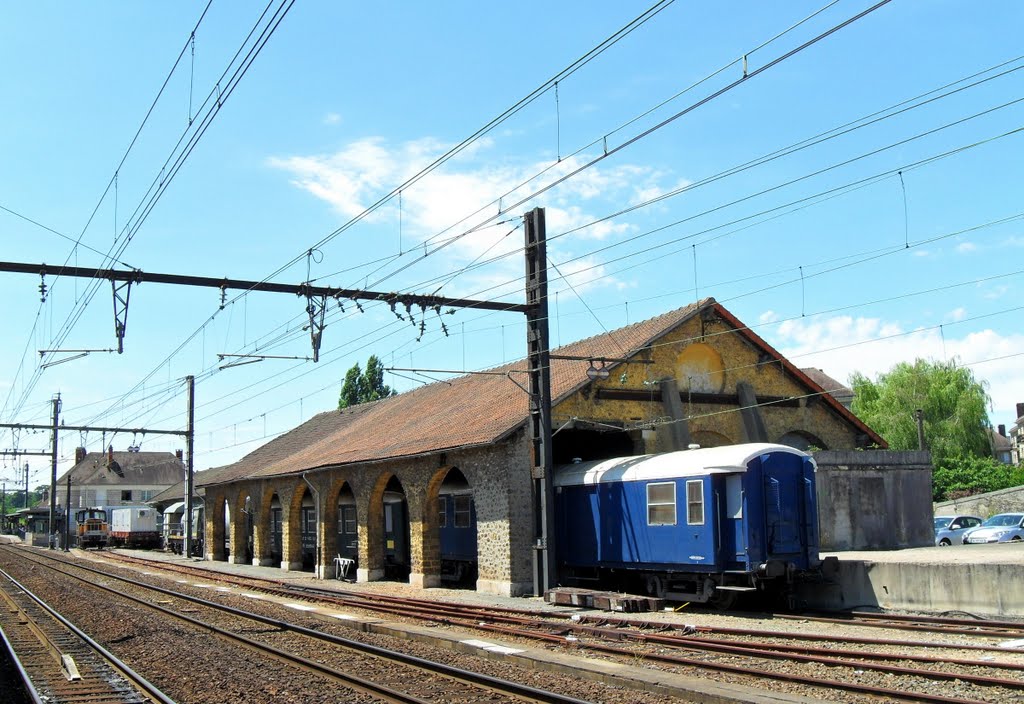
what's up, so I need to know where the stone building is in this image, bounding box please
[190,298,891,596]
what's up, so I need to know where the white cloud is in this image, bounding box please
[759,310,779,325]
[268,137,676,298]
[768,314,1024,423]
[983,285,1010,300]
[946,307,967,322]
[323,113,341,125]
[956,241,977,253]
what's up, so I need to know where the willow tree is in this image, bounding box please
[849,358,991,463]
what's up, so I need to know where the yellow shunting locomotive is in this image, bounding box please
[75,507,109,549]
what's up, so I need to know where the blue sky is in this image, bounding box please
[2,1,1023,484]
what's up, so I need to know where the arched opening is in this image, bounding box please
[269,493,283,565]
[239,493,254,564]
[336,484,358,574]
[438,468,477,588]
[382,476,410,582]
[777,431,827,451]
[691,430,732,448]
[299,488,316,572]
[223,498,231,561]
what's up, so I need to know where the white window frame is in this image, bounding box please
[686,479,705,525]
[646,481,677,526]
[454,495,472,528]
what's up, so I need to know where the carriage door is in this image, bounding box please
[723,474,747,569]
[762,457,802,558]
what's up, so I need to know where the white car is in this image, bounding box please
[934,515,982,546]
[963,513,1024,544]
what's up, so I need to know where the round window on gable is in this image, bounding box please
[675,343,725,393]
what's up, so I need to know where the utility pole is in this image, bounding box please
[1,479,6,534]
[524,208,555,596]
[64,473,71,551]
[48,394,60,549]
[184,375,195,559]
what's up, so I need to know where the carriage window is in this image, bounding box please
[454,495,472,528]
[647,482,676,526]
[438,496,447,528]
[687,480,705,525]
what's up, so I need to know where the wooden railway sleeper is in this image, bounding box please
[0,581,81,681]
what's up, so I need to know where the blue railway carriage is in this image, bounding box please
[438,489,477,585]
[554,443,827,608]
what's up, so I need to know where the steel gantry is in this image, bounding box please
[2,208,558,593]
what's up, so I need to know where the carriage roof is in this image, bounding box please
[553,443,811,487]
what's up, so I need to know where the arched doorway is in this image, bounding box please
[299,488,316,572]
[777,431,827,451]
[438,468,477,588]
[382,476,410,582]
[269,493,283,566]
[336,484,358,575]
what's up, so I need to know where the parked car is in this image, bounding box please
[962,513,1024,544]
[933,515,983,546]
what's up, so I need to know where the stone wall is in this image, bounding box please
[210,431,534,597]
[934,484,1024,518]
[813,450,933,550]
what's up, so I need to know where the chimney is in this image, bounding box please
[175,449,184,461]
[75,447,87,464]
[998,424,1007,437]
[107,444,114,466]
[1017,402,1024,420]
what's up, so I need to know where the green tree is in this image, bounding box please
[932,455,1024,501]
[850,358,991,463]
[850,358,1005,500]
[338,355,396,409]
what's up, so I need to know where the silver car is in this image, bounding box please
[963,513,1024,544]
[933,515,983,546]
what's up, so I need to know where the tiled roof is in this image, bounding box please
[207,300,710,485]
[206,297,885,485]
[801,367,855,405]
[56,451,184,486]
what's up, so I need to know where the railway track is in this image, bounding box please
[91,549,1024,703]
[0,567,175,704]
[0,546,601,704]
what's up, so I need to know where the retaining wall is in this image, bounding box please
[813,450,933,551]
[934,484,1024,518]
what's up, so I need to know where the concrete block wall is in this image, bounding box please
[813,450,934,550]
[934,484,1024,518]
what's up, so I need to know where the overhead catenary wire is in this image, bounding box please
[36,2,1019,470]
[6,0,295,428]
[60,0,897,435]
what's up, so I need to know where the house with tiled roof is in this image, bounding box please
[56,447,184,515]
[192,297,903,596]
